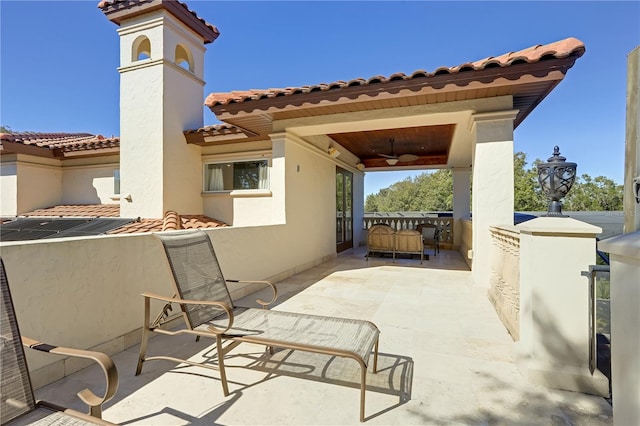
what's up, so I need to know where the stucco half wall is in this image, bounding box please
[0,223,335,389]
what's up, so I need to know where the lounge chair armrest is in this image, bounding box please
[21,336,119,419]
[140,292,234,334]
[226,279,278,307]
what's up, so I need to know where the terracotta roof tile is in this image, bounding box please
[18,205,228,234]
[109,213,227,234]
[21,204,121,218]
[183,123,254,137]
[162,211,181,231]
[205,37,585,108]
[98,0,219,44]
[1,132,119,154]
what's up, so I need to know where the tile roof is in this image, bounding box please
[98,0,219,44]
[21,204,121,218]
[107,213,228,234]
[205,37,585,108]
[183,123,256,137]
[1,132,119,156]
[16,205,228,234]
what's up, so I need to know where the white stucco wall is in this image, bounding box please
[352,170,365,247]
[0,219,336,388]
[0,161,18,216]
[62,164,120,205]
[201,148,274,226]
[281,133,337,259]
[599,232,640,425]
[470,111,517,287]
[117,10,204,219]
[17,161,62,214]
[517,217,609,396]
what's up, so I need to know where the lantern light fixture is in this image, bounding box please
[537,146,577,217]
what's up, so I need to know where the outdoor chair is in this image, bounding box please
[136,229,380,422]
[417,223,440,256]
[0,258,119,425]
[366,223,396,260]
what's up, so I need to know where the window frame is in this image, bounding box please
[202,158,270,193]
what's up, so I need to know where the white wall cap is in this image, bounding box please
[598,231,640,259]
[516,216,602,236]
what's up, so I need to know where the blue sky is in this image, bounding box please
[1,1,638,197]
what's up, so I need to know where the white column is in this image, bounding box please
[624,47,639,233]
[517,217,610,396]
[452,168,471,249]
[470,110,517,287]
[599,232,640,425]
[269,133,287,225]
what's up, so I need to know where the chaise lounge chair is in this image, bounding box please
[135,229,380,422]
[0,258,119,425]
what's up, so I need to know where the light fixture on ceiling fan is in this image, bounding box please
[378,139,419,166]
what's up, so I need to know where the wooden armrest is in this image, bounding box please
[22,336,118,419]
[140,292,234,334]
[226,279,278,308]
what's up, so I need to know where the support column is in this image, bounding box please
[517,217,610,397]
[599,232,640,424]
[452,168,471,249]
[470,110,517,287]
[624,47,639,233]
[269,133,287,225]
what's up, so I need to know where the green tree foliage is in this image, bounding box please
[564,174,623,211]
[513,152,547,211]
[365,152,623,212]
[365,169,453,212]
[0,125,12,133]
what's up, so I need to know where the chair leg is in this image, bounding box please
[360,364,367,422]
[373,338,379,373]
[89,404,102,419]
[215,334,230,396]
[136,297,151,375]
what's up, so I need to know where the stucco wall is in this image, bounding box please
[62,164,119,205]
[282,135,337,258]
[0,161,18,216]
[17,161,62,214]
[0,220,335,389]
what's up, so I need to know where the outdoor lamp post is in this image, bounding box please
[537,146,577,217]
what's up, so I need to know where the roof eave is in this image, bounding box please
[0,141,63,158]
[210,58,579,115]
[99,0,219,44]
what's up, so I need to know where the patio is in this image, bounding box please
[29,247,612,425]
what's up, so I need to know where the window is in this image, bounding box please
[204,160,269,192]
[113,170,120,195]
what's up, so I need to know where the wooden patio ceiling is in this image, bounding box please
[328,124,454,168]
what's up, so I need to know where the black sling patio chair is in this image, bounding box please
[0,258,119,425]
[135,229,380,422]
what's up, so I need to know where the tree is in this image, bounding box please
[563,174,623,211]
[0,125,12,133]
[365,169,452,212]
[365,152,622,213]
[513,152,546,211]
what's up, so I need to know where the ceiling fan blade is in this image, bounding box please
[398,154,419,162]
[378,153,398,159]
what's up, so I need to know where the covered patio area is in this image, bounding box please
[30,247,612,425]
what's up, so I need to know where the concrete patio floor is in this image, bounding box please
[34,247,613,425]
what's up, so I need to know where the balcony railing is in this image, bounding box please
[488,225,521,341]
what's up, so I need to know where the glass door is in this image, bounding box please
[336,167,353,253]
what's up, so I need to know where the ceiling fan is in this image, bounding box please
[378,139,419,165]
